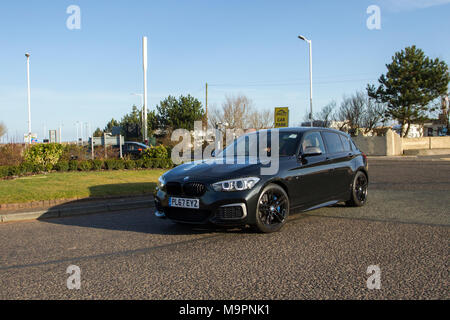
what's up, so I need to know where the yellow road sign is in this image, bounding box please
[274,107,289,128]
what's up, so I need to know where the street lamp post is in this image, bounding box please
[142,36,148,144]
[75,122,80,144]
[25,53,32,143]
[298,35,313,127]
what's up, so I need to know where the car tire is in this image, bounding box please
[346,171,368,207]
[254,184,290,233]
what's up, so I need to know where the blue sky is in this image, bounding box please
[0,0,449,142]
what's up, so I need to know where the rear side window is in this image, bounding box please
[350,139,359,151]
[322,132,344,154]
[301,131,326,154]
[339,135,351,152]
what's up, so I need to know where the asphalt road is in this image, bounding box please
[0,158,449,299]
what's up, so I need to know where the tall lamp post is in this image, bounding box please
[25,53,32,143]
[142,36,148,144]
[298,35,313,127]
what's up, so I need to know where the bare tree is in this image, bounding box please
[361,97,385,134]
[316,101,336,127]
[248,108,272,129]
[0,122,6,138]
[209,94,272,129]
[335,91,385,135]
[300,101,336,127]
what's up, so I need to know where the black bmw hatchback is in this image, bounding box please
[154,127,368,233]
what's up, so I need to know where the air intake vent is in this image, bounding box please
[216,205,245,220]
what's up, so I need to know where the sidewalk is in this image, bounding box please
[0,195,154,223]
[368,154,450,161]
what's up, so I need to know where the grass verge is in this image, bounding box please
[0,169,166,204]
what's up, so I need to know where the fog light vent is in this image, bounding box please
[216,204,246,220]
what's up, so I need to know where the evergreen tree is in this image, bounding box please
[93,127,103,137]
[367,46,449,137]
[103,118,120,133]
[156,95,204,131]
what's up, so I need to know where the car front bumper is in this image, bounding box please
[154,186,260,226]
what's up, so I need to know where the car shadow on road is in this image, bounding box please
[39,182,253,236]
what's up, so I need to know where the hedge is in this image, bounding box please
[54,161,69,172]
[78,160,93,171]
[0,158,173,179]
[24,143,65,168]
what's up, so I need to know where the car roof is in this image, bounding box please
[256,127,350,137]
[125,141,149,147]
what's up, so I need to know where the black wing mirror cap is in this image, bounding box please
[303,146,322,157]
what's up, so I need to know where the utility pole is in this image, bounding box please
[25,53,31,143]
[142,36,148,144]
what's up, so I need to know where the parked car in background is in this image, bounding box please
[122,141,150,158]
[154,127,369,233]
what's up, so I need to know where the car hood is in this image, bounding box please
[163,157,263,182]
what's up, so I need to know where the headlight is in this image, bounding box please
[157,175,165,189]
[212,177,260,192]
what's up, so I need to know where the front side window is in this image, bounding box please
[301,131,326,154]
[322,132,344,154]
[221,131,300,157]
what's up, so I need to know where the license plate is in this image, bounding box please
[169,197,199,209]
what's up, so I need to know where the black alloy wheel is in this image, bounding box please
[255,184,290,233]
[347,171,368,207]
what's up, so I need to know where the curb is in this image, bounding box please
[0,198,154,223]
[0,193,155,211]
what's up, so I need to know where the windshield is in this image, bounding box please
[219,131,301,157]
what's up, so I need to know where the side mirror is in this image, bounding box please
[303,146,322,157]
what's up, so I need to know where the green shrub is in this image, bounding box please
[69,160,78,171]
[142,159,153,169]
[32,163,45,173]
[78,160,93,171]
[135,159,144,168]
[153,158,162,168]
[104,159,117,170]
[161,158,173,169]
[24,143,65,168]
[0,166,9,178]
[54,161,69,172]
[19,162,34,175]
[124,160,136,169]
[7,165,21,176]
[116,159,125,170]
[91,159,103,170]
[142,145,169,160]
